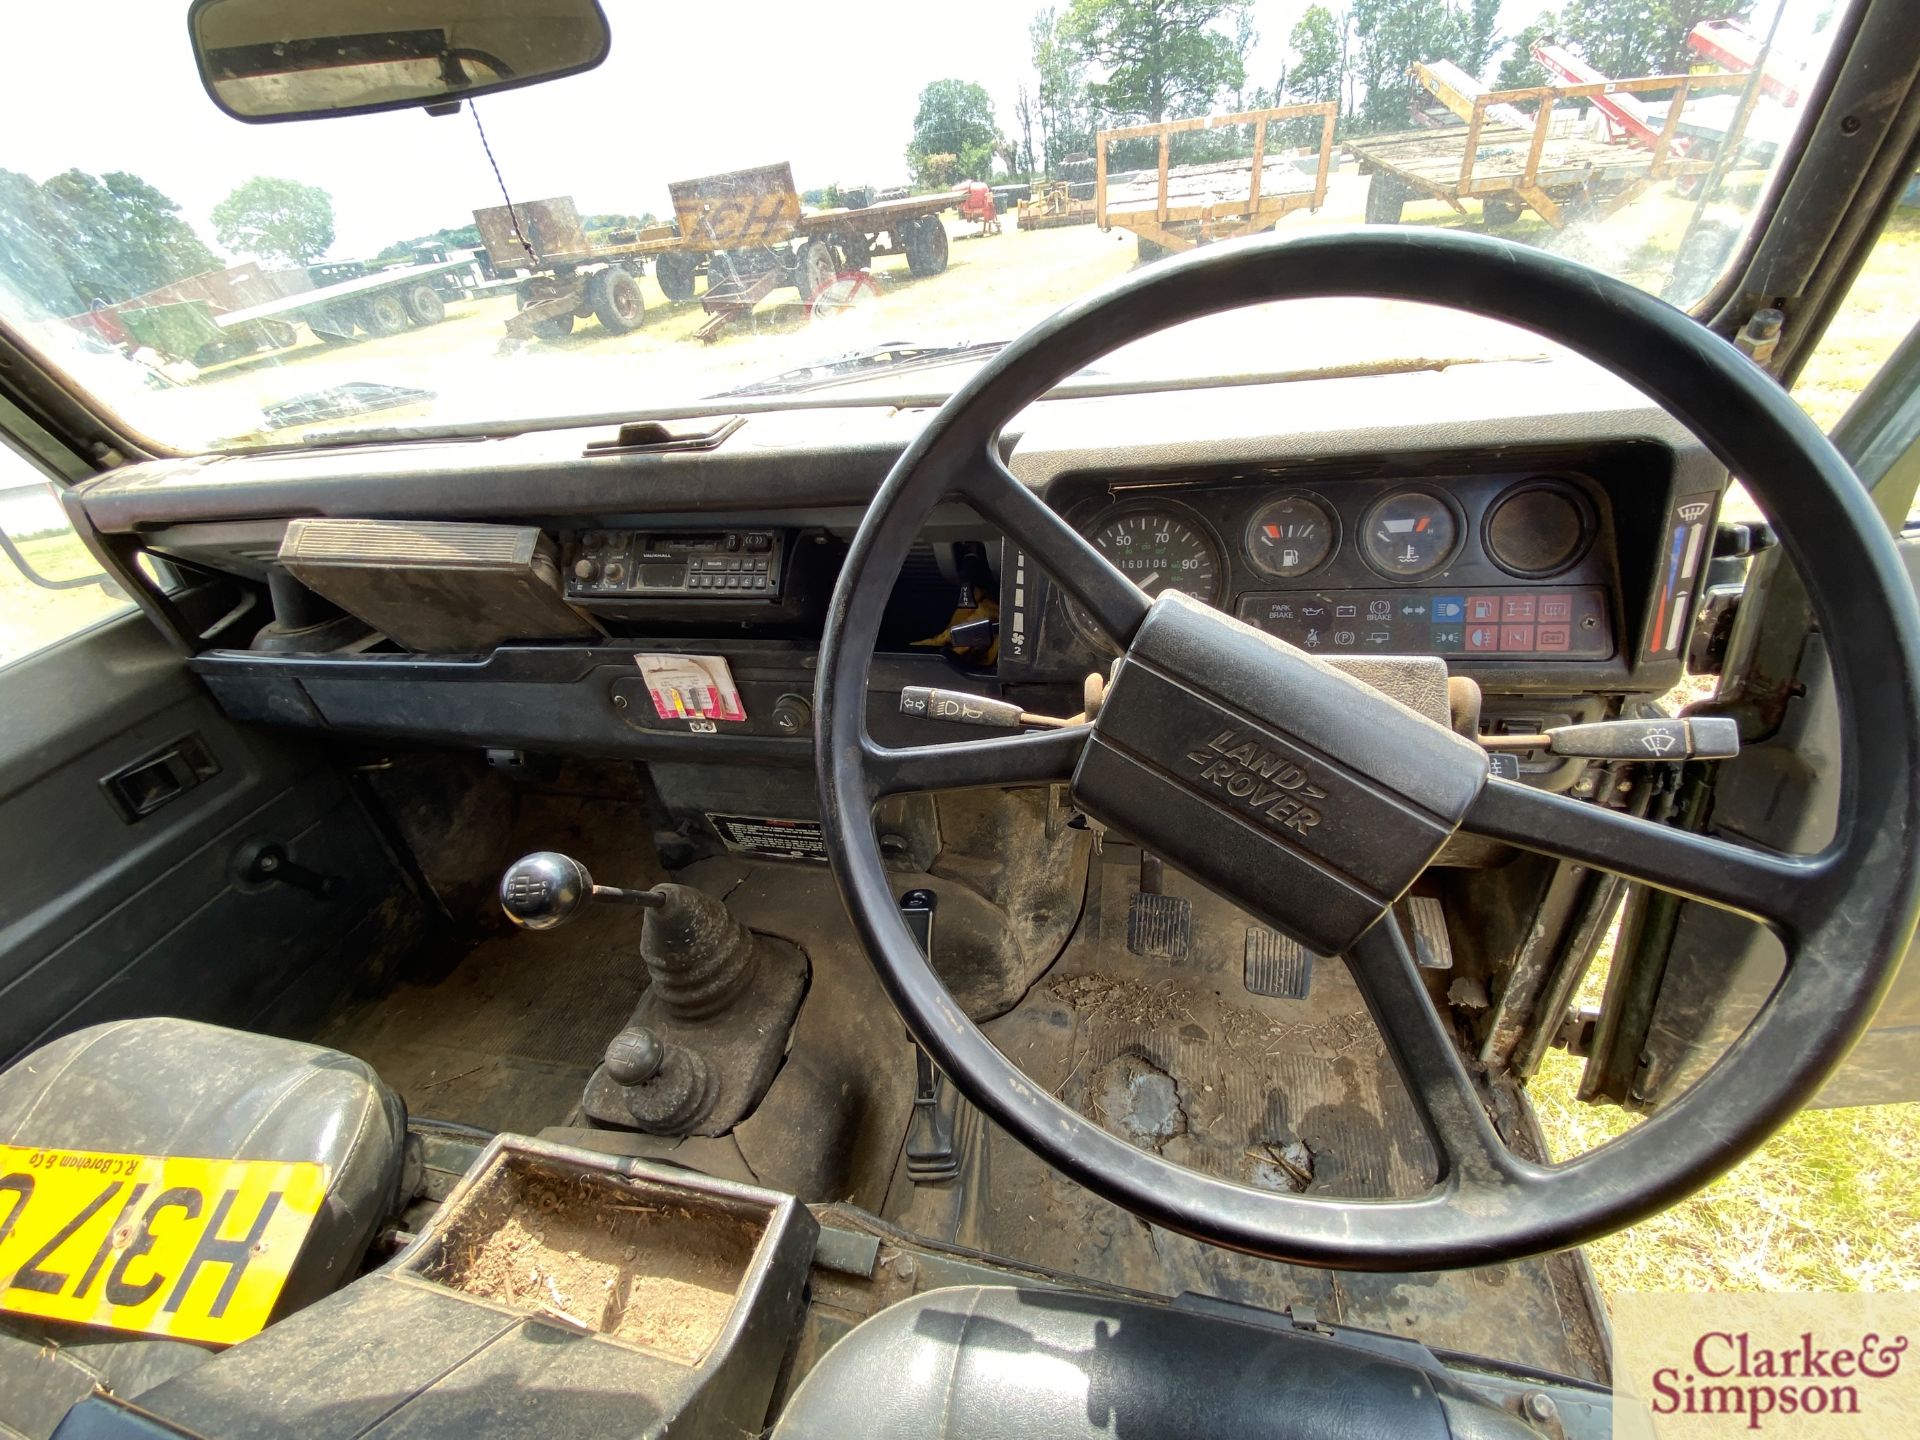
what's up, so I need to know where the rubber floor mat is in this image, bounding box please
[967,859,1610,1382]
[318,795,664,1134]
[316,902,652,1134]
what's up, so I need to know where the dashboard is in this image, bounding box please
[70,360,1729,800]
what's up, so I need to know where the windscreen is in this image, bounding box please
[0,1,1845,451]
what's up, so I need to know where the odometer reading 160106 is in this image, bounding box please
[1089,508,1223,605]
[1069,505,1223,646]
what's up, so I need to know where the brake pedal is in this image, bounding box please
[1127,851,1192,960]
[1244,928,1317,1000]
[1127,893,1192,960]
[1403,895,1453,970]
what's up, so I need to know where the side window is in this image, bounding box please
[1791,209,1918,432]
[0,444,131,668]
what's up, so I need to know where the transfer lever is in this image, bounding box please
[1480,716,1739,760]
[499,850,665,930]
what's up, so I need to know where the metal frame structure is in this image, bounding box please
[1095,102,1339,253]
[1350,69,1753,228]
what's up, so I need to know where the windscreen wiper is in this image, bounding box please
[712,340,1007,398]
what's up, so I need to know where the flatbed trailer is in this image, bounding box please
[208,257,477,343]
[1095,102,1338,259]
[102,256,476,365]
[476,166,972,344]
[1347,67,1750,228]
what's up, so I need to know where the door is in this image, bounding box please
[1585,0,1920,1108]
[0,441,428,1063]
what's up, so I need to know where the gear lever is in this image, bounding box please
[496,851,808,1137]
[499,850,665,930]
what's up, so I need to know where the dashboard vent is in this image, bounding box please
[280,519,599,652]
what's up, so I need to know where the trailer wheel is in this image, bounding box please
[1364,174,1408,225]
[362,293,409,337]
[837,231,872,270]
[590,267,646,334]
[904,217,950,277]
[655,251,698,303]
[1481,196,1523,229]
[403,283,446,325]
[795,240,836,306]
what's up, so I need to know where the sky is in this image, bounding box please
[0,0,1534,262]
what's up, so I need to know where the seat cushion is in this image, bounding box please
[0,1018,406,1438]
[771,1286,1542,1440]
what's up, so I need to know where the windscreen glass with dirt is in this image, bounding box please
[0,2,1845,450]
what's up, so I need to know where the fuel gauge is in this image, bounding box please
[1246,495,1337,579]
[1361,490,1459,580]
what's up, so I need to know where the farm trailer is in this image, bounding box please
[1094,101,1338,261]
[1347,61,1752,229]
[202,256,481,346]
[476,166,972,345]
[82,254,476,365]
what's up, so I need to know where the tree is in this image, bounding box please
[1459,0,1503,77]
[0,169,220,315]
[1013,83,1038,176]
[1061,0,1249,124]
[906,79,999,187]
[1287,5,1345,108]
[1031,7,1096,170]
[1562,0,1752,79]
[1495,10,1558,90]
[212,177,335,264]
[1350,0,1464,133]
[0,169,84,317]
[53,172,222,300]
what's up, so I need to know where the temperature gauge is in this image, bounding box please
[1246,495,1337,579]
[1361,490,1459,580]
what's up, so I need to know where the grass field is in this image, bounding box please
[0,529,129,669]
[1528,914,1920,1300]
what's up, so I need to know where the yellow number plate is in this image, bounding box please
[0,1145,327,1345]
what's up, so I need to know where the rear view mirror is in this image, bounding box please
[188,0,611,123]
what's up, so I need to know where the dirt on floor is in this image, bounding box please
[421,1165,761,1363]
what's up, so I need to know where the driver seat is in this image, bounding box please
[0,1018,407,1439]
[772,1285,1546,1440]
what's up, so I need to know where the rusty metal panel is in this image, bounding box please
[473,197,585,269]
[668,165,802,248]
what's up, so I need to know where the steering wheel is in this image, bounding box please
[814,229,1920,1269]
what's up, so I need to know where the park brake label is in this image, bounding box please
[0,1145,327,1345]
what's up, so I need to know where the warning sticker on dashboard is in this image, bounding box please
[707,813,827,861]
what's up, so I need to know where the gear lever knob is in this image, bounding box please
[499,851,663,930]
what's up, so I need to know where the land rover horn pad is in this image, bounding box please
[1070,592,1488,957]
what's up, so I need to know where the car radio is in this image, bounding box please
[563,529,785,600]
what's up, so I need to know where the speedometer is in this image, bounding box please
[1088,506,1222,605]
[1069,504,1223,644]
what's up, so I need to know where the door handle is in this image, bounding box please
[101,734,219,823]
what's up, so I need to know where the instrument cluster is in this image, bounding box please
[1053,470,1614,662]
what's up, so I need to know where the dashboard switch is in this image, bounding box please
[771,693,812,736]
